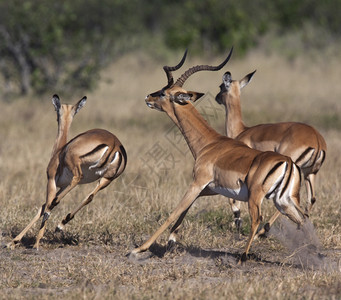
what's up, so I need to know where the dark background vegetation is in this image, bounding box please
[0,0,340,97]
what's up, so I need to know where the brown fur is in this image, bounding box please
[215,71,326,233]
[132,69,306,263]
[6,95,127,249]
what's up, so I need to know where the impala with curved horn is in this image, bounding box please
[131,49,306,263]
[6,95,127,249]
[215,70,326,236]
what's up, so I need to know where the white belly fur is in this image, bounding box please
[209,183,249,202]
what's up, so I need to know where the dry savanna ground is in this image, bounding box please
[1,48,341,299]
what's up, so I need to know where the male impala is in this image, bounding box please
[131,50,306,263]
[215,70,326,234]
[6,95,127,249]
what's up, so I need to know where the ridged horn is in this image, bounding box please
[174,47,233,87]
[163,49,188,89]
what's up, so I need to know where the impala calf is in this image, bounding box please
[6,95,127,249]
[215,70,326,235]
[131,50,306,263]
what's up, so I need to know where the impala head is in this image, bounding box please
[145,47,234,112]
[52,94,87,123]
[215,70,256,105]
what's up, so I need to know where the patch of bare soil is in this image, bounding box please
[1,220,340,299]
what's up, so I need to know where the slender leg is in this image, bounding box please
[304,173,316,215]
[239,193,263,264]
[229,198,242,233]
[6,177,58,249]
[131,182,204,255]
[45,167,82,214]
[167,206,191,244]
[254,211,281,240]
[5,204,45,249]
[33,175,81,249]
[56,177,112,231]
[168,186,215,245]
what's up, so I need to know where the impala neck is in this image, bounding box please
[51,113,73,157]
[170,102,220,159]
[224,95,246,138]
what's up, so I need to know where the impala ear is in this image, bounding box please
[186,91,205,103]
[73,96,87,115]
[173,91,204,105]
[52,94,61,112]
[240,70,256,89]
[222,71,232,89]
[173,92,191,105]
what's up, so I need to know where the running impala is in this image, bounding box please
[130,50,306,263]
[6,95,127,249]
[215,70,326,235]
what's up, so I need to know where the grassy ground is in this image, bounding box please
[0,48,341,299]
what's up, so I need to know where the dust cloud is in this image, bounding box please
[269,217,340,272]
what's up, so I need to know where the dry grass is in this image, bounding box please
[0,48,341,299]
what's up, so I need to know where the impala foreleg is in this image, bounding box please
[46,169,82,213]
[131,182,203,255]
[168,186,216,247]
[33,174,81,249]
[5,204,46,249]
[167,206,191,246]
[56,177,112,232]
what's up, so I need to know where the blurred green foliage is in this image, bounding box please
[0,0,340,96]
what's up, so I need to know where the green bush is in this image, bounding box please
[0,0,340,97]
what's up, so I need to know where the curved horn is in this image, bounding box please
[163,49,188,89]
[174,47,233,87]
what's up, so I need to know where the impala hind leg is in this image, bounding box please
[56,177,112,232]
[131,182,204,256]
[229,198,242,234]
[254,211,281,240]
[304,173,316,215]
[239,193,263,264]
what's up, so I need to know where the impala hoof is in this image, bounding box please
[264,222,270,232]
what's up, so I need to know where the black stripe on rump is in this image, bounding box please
[262,162,284,186]
[280,162,293,198]
[80,144,110,168]
[312,150,326,175]
[264,162,285,198]
[120,145,127,164]
[295,147,314,166]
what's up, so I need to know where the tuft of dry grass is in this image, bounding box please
[0,48,341,299]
